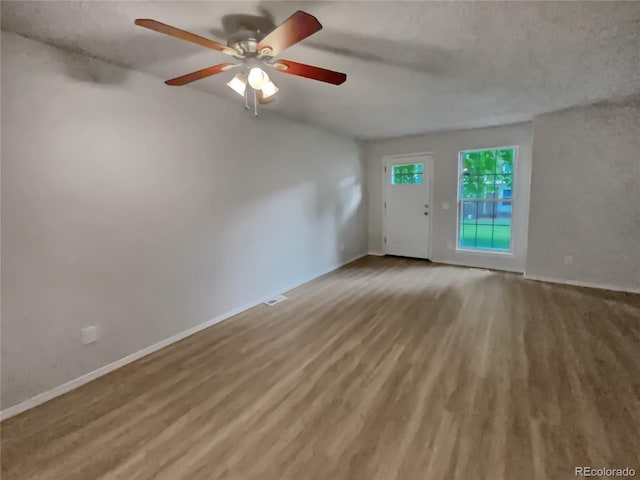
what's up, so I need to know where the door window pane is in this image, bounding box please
[391,163,424,185]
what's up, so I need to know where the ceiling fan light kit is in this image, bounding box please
[134,11,347,116]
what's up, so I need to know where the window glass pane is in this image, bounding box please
[392,174,423,185]
[462,151,478,173]
[494,203,511,226]
[458,201,512,251]
[475,219,495,249]
[495,172,512,195]
[392,164,422,176]
[463,150,495,175]
[461,201,478,223]
[480,149,497,174]
[492,226,511,250]
[461,174,497,199]
[458,147,515,252]
[391,163,424,185]
[459,222,478,249]
[496,148,515,174]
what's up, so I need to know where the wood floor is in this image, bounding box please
[2,256,639,480]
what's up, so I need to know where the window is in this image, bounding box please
[458,147,516,251]
[391,163,423,185]
[501,188,512,206]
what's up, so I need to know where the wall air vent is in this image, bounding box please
[264,295,287,306]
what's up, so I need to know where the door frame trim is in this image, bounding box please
[382,152,434,260]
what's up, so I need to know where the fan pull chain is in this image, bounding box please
[253,89,258,117]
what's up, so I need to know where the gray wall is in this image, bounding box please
[366,123,533,272]
[1,32,367,409]
[526,101,640,291]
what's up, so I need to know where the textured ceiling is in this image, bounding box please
[2,1,639,139]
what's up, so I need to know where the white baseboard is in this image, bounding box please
[0,253,367,422]
[523,274,640,294]
[0,296,268,421]
[368,251,385,256]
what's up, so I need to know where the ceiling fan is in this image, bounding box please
[134,11,347,114]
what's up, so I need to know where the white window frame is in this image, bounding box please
[455,146,518,255]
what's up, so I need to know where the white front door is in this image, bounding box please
[384,155,432,259]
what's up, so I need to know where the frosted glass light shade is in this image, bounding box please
[248,68,269,89]
[261,81,279,99]
[227,74,246,96]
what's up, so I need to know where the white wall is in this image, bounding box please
[366,123,533,272]
[0,32,367,410]
[526,101,640,292]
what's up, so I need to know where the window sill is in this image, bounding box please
[455,248,514,257]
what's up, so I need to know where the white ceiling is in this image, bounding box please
[2,1,639,139]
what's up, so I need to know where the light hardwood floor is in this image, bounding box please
[2,256,639,480]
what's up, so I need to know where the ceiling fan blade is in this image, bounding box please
[274,60,346,85]
[135,19,239,56]
[165,64,235,86]
[256,11,322,56]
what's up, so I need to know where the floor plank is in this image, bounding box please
[2,255,639,479]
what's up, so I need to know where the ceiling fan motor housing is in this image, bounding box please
[227,29,269,58]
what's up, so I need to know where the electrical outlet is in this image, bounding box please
[564,255,574,265]
[441,202,450,210]
[81,326,98,345]
[447,241,453,250]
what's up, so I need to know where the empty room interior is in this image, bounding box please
[1,1,639,479]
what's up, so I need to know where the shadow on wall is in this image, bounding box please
[332,175,365,264]
[25,28,222,85]
[62,50,128,85]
